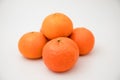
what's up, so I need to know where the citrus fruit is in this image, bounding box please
[42,37,79,72]
[41,13,73,39]
[18,32,47,59]
[70,27,95,56]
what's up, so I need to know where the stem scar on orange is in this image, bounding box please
[41,13,73,39]
[18,32,47,59]
[70,27,95,56]
[42,37,79,72]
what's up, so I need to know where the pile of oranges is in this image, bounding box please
[18,12,95,72]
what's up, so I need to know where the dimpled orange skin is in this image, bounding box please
[41,13,73,39]
[18,32,47,59]
[70,27,95,56]
[42,37,79,72]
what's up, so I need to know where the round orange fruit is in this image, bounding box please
[18,32,47,59]
[42,37,79,72]
[41,13,73,39]
[70,27,95,56]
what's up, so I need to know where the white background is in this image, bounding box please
[0,0,120,80]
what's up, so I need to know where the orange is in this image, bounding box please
[18,32,47,59]
[70,27,95,56]
[42,37,79,72]
[41,13,73,39]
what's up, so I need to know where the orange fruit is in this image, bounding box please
[18,32,47,59]
[42,37,79,72]
[70,27,95,56]
[41,13,73,39]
